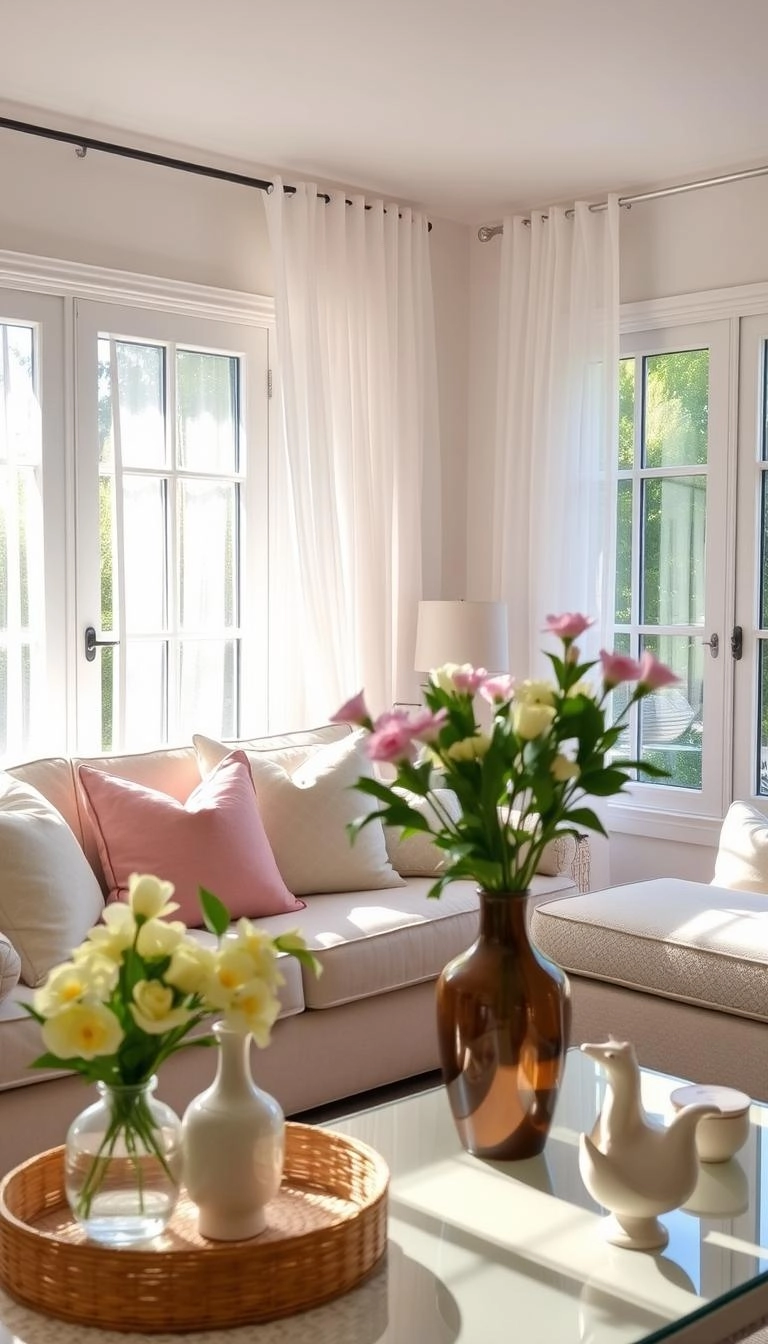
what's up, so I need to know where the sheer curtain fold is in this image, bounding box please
[264,181,439,727]
[491,197,619,673]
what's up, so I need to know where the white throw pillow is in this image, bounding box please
[193,732,404,895]
[384,789,463,877]
[0,933,21,1003]
[713,801,768,893]
[0,774,105,986]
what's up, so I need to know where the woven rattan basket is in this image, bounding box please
[0,1121,389,1333]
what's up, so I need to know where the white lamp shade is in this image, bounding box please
[414,600,509,674]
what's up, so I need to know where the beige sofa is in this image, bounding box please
[532,837,768,1104]
[0,723,585,1175]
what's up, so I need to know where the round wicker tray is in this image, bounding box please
[0,1122,389,1333]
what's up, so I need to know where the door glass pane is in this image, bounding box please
[177,351,237,473]
[615,480,632,623]
[641,478,706,626]
[0,320,45,761]
[759,642,768,796]
[178,639,237,739]
[760,473,768,627]
[178,480,236,630]
[640,634,702,790]
[643,350,709,468]
[100,340,166,469]
[124,641,166,749]
[618,357,634,470]
[123,476,166,631]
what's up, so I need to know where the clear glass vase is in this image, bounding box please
[65,1076,183,1246]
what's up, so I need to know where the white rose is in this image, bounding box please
[515,679,556,707]
[428,663,462,693]
[513,702,556,740]
[130,980,194,1035]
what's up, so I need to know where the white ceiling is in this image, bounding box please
[3,0,768,225]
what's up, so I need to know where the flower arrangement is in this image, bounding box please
[26,874,319,1220]
[332,613,677,898]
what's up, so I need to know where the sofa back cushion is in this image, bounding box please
[5,756,82,847]
[77,750,304,925]
[713,800,768,893]
[194,729,404,896]
[0,773,105,986]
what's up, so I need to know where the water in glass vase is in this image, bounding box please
[65,1077,183,1246]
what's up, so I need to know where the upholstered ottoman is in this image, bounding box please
[531,878,768,1100]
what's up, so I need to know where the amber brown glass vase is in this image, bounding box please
[435,890,571,1160]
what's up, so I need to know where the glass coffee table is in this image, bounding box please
[2,1048,768,1343]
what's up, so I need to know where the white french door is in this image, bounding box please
[0,289,68,762]
[74,301,269,755]
[733,314,768,802]
[611,320,732,823]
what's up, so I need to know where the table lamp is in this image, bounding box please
[414,600,509,674]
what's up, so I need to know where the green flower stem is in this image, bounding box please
[74,1086,173,1222]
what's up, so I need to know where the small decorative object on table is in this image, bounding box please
[670,1083,751,1164]
[578,1040,719,1250]
[333,614,677,1160]
[24,874,319,1247]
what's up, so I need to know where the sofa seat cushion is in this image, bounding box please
[247,874,573,1010]
[531,878,768,1022]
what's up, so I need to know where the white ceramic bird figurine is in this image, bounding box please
[578,1040,719,1249]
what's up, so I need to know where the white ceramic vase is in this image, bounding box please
[181,1022,285,1240]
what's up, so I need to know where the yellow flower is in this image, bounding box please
[428,663,462,693]
[165,940,216,995]
[513,702,556,740]
[41,1001,124,1060]
[128,873,178,921]
[551,754,580,782]
[204,947,261,1009]
[445,733,491,761]
[136,917,186,960]
[34,957,118,1015]
[222,979,281,1047]
[515,679,556,707]
[129,980,194,1035]
[82,903,136,961]
[231,920,284,988]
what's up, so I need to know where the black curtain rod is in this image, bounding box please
[0,115,431,229]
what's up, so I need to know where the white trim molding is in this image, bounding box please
[0,249,275,326]
[607,802,723,847]
[622,279,768,332]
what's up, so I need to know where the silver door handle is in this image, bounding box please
[701,632,719,658]
[84,626,120,663]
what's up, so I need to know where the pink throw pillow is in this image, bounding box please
[77,751,304,925]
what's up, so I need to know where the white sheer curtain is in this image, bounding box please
[491,198,620,672]
[264,180,439,726]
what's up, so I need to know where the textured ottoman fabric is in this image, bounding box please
[531,878,768,1022]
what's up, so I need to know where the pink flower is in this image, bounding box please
[637,652,679,690]
[330,690,371,728]
[480,674,515,704]
[543,613,595,640]
[366,713,419,764]
[600,649,642,687]
[452,666,489,693]
[409,707,448,741]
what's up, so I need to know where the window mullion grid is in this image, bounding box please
[165,342,177,744]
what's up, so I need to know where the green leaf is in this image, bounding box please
[562,806,607,836]
[199,887,231,938]
[576,769,631,796]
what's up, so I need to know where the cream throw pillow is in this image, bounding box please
[713,801,768,893]
[0,773,105,987]
[384,789,463,877]
[193,732,404,896]
[0,933,21,1003]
